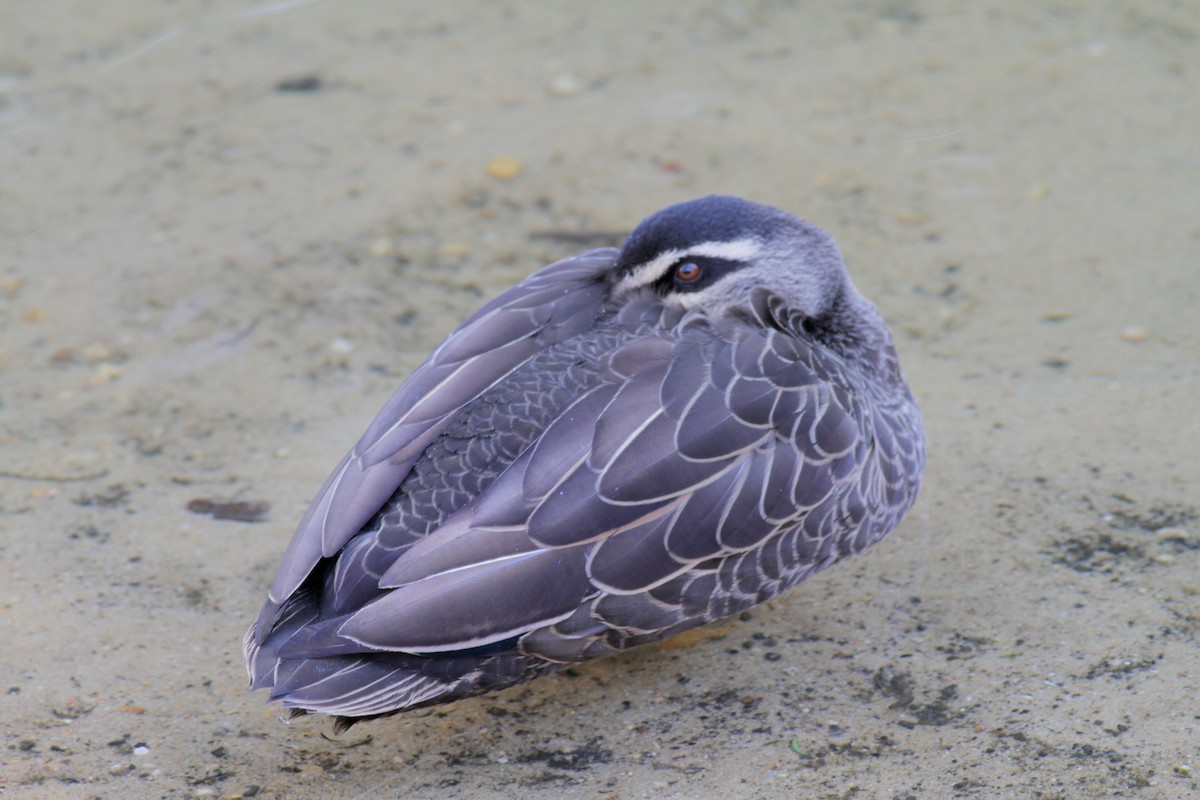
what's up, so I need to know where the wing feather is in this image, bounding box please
[284,545,593,656]
[259,291,873,674]
[257,249,615,638]
[585,504,689,593]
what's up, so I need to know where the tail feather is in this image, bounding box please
[244,588,560,719]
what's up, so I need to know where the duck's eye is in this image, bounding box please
[674,262,703,283]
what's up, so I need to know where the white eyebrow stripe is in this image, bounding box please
[666,282,725,310]
[617,237,763,291]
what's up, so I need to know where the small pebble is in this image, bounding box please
[369,237,394,258]
[83,342,115,362]
[485,156,523,180]
[1120,326,1147,342]
[1156,527,1189,541]
[547,73,583,96]
[84,364,123,388]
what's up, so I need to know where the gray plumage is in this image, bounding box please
[244,195,925,728]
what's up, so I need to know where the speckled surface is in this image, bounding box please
[1,2,1197,798]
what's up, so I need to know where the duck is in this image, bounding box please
[244,195,925,730]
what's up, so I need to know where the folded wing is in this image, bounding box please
[274,311,870,659]
[255,250,616,640]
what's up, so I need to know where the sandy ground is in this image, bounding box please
[2,1,1198,798]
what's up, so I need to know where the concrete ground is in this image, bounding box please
[2,2,1197,798]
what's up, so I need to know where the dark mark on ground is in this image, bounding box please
[905,685,960,727]
[1108,504,1196,533]
[936,632,994,661]
[520,770,581,787]
[1081,654,1161,680]
[874,669,962,727]
[442,749,491,768]
[68,524,110,543]
[515,738,612,771]
[187,498,270,523]
[187,765,234,786]
[873,667,914,709]
[107,734,134,755]
[1050,533,1143,573]
[776,734,897,769]
[276,75,322,92]
[52,699,96,721]
[74,483,130,508]
[1070,742,1125,763]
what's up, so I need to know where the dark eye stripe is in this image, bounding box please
[656,255,745,294]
